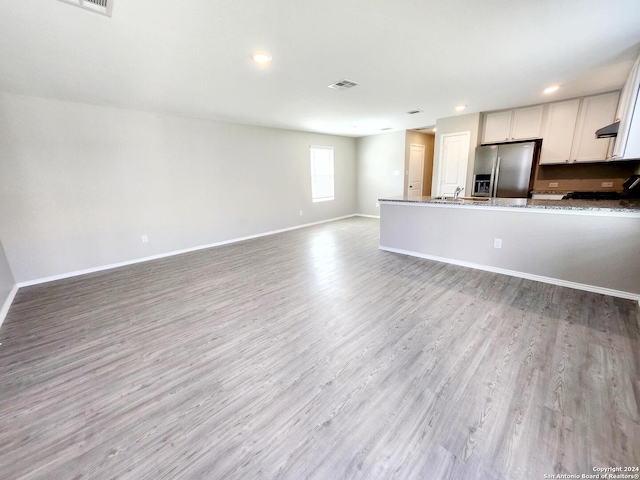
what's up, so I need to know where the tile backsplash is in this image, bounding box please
[532,161,639,192]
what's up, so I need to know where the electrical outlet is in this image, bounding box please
[376,202,380,208]
[494,238,502,249]
[601,181,613,188]
[299,210,303,216]
[141,235,148,243]
[549,182,559,188]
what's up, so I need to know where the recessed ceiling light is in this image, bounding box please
[251,51,272,64]
[544,85,560,94]
[455,105,467,112]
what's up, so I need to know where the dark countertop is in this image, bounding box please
[378,195,640,215]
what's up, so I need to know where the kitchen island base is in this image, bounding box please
[380,201,640,300]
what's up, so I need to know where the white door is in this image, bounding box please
[407,144,425,197]
[437,132,470,196]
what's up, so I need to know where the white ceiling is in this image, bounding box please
[1,0,639,137]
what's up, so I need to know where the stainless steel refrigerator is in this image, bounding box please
[472,142,537,198]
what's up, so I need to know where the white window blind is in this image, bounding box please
[310,146,335,202]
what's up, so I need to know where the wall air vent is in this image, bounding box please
[407,110,423,115]
[328,79,359,90]
[57,0,113,16]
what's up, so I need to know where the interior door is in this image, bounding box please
[407,144,425,197]
[437,132,470,196]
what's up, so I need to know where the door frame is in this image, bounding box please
[436,131,471,196]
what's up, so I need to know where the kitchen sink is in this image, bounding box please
[432,196,490,202]
[459,196,490,201]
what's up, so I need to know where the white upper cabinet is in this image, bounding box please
[612,55,640,161]
[537,92,620,165]
[539,99,581,165]
[482,91,622,164]
[511,105,544,140]
[482,106,543,144]
[571,91,619,163]
[482,110,512,143]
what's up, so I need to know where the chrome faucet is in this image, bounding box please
[453,186,464,200]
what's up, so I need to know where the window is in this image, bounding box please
[310,146,335,202]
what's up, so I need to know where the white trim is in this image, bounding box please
[355,214,380,218]
[378,200,640,218]
[310,145,335,202]
[18,215,357,288]
[0,284,19,330]
[379,245,640,302]
[309,145,334,150]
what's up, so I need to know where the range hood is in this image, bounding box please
[595,120,619,138]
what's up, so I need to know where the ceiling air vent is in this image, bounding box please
[57,0,113,16]
[328,79,359,90]
[407,110,423,115]
[381,127,393,131]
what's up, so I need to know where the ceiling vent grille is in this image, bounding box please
[328,79,359,90]
[57,0,113,16]
[407,110,423,115]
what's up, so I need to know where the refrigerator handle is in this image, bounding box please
[488,157,498,198]
[493,157,502,198]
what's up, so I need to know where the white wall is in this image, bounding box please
[0,239,16,315]
[432,113,481,196]
[0,93,357,282]
[356,131,406,216]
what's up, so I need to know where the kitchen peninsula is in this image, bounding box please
[379,196,640,299]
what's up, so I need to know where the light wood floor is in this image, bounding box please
[0,217,638,480]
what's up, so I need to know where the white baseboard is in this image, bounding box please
[355,214,380,219]
[0,284,19,330]
[379,245,640,302]
[17,214,358,288]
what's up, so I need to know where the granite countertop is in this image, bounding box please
[378,195,640,214]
